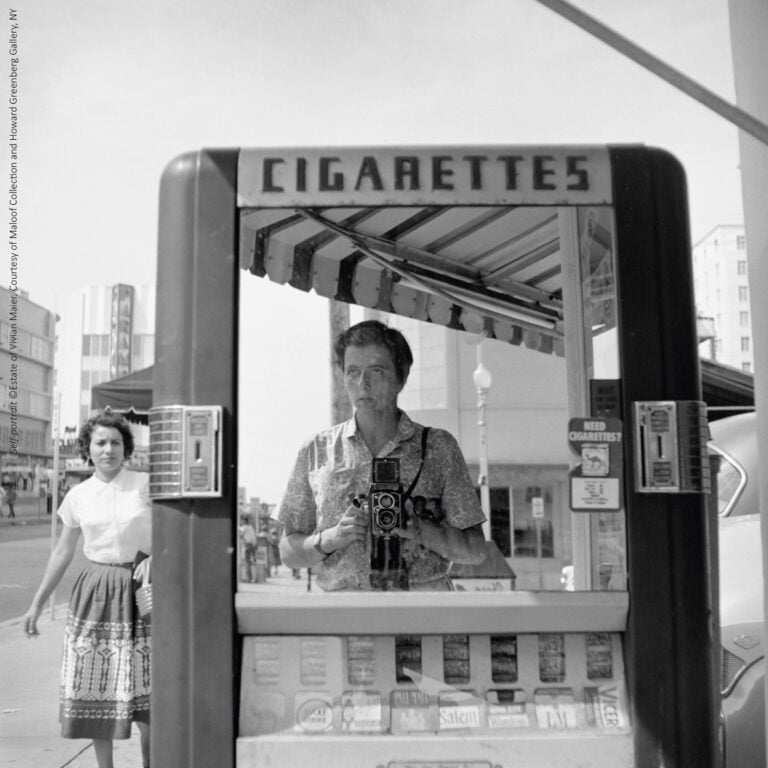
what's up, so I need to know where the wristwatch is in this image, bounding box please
[313,529,332,558]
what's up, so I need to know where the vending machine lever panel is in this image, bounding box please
[148,405,223,499]
[632,401,709,494]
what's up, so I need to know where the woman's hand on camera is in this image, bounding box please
[323,501,369,553]
[394,500,434,554]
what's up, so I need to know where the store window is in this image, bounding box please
[512,486,554,558]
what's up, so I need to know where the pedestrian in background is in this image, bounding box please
[267,526,282,576]
[22,409,152,768]
[2,481,16,522]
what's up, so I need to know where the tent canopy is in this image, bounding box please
[91,366,153,423]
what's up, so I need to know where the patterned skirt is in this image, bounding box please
[60,561,151,739]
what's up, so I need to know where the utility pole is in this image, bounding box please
[728,0,768,751]
[329,300,352,424]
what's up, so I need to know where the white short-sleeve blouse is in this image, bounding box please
[58,468,152,564]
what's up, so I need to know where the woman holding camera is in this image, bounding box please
[276,320,486,591]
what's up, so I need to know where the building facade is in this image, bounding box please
[0,286,56,489]
[79,283,155,424]
[693,224,753,372]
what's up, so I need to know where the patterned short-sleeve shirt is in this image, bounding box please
[274,411,486,591]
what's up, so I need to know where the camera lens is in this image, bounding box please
[377,509,396,528]
[379,493,395,508]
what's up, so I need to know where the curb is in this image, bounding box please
[0,602,69,632]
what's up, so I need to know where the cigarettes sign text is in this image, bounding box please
[238,146,612,207]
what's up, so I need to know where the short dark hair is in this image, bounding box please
[334,320,413,384]
[78,409,135,463]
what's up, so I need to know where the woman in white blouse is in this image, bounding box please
[23,409,152,768]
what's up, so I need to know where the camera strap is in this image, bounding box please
[403,427,430,500]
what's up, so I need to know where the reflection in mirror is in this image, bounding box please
[237,204,625,595]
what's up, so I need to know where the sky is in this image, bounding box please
[10,0,746,502]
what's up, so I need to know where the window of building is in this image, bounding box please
[742,362,752,373]
[740,311,749,327]
[28,392,51,419]
[488,487,511,557]
[736,235,746,250]
[512,485,554,558]
[739,286,749,302]
[14,329,30,356]
[741,337,750,353]
[29,335,53,364]
[82,335,91,356]
[737,260,747,275]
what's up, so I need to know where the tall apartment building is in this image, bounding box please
[693,225,753,372]
[0,286,56,488]
[78,284,155,424]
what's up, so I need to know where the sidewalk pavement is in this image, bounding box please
[0,492,53,529]
[0,610,144,768]
[0,567,307,767]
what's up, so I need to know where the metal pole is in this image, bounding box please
[533,0,768,147]
[473,342,492,541]
[536,518,543,590]
[49,391,61,619]
[329,300,351,425]
[727,0,768,752]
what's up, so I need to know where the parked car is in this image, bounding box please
[710,411,764,768]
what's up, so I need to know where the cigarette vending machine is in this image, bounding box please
[149,145,718,768]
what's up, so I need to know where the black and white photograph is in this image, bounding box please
[1,2,766,767]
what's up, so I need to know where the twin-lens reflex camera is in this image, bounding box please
[352,457,408,590]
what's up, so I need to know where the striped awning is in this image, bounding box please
[239,204,614,355]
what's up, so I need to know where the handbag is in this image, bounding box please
[133,552,152,623]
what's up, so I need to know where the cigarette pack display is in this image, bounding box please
[486,688,530,729]
[438,689,483,731]
[341,690,385,733]
[538,633,566,683]
[534,687,577,729]
[390,689,439,733]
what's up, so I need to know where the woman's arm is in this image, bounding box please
[401,519,487,565]
[280,531,328,568]
[280,502,369,568]
[23,524,81,636]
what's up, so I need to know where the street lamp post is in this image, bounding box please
[473,346,493,542]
